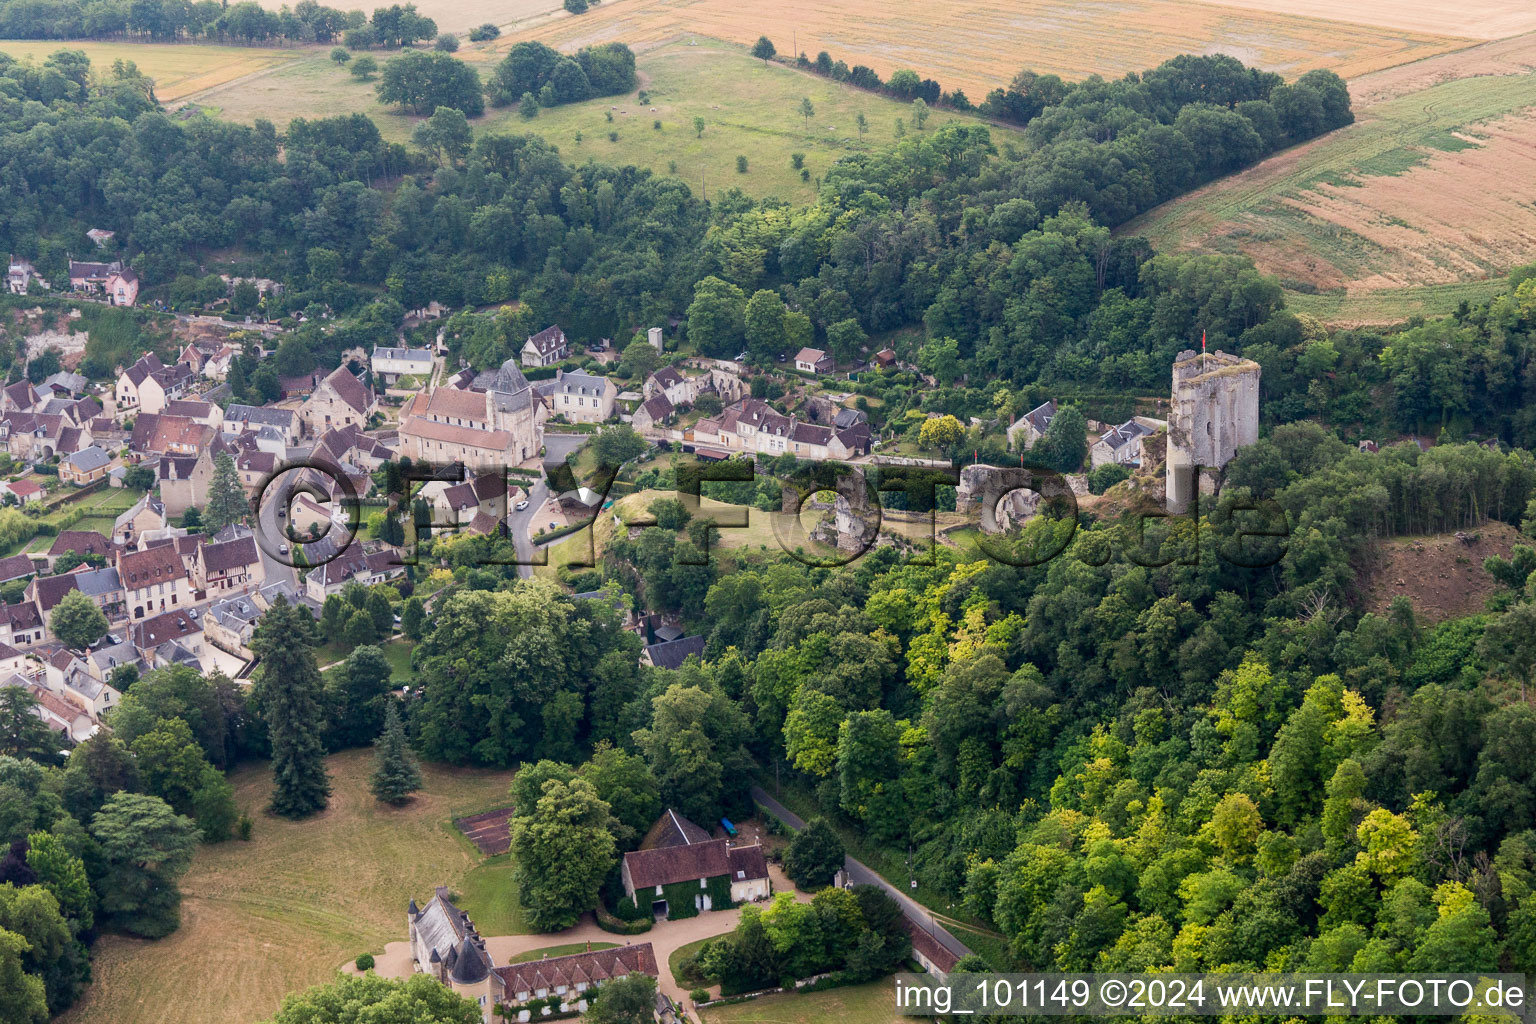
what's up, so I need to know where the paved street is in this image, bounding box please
[750,786,973,962]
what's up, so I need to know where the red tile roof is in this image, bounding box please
[493,942,657,997]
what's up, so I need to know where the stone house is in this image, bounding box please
[299,365,376,439]
[193,535,264,594]
[619,809,771,917]
[115,354,191,416]
[540,369,616,423]
[1007,399,1057,449]
[371,345,433,384]
[60,445,112,485]
[1089,418,1157,470]
[519,324,568,368]
[117,544,191,621]
[794,347,834,374]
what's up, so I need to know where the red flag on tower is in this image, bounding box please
[1201,329,1207,354]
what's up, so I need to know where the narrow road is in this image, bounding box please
[750,785,973,962]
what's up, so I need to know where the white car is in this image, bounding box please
[278,544,289,555]
[514,500,529,512]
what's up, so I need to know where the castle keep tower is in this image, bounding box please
[1165,349,1260,513]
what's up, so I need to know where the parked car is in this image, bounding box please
[514,500,529,511]
[278,543,289,555]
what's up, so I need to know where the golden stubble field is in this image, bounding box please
[0,40,301,102]
[1126,32,1536,322]
[500,0,1469,99]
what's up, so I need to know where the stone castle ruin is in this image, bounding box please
[1165,349,1261,513]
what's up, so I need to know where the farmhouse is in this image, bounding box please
[7,257,44,294]
[520,324,569,367]
[224,404,298,444]
[619,809,770,918]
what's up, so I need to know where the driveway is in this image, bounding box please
[751,786,973,963]
[362,864,806,1001]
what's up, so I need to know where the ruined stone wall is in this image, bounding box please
[1166,349,1260,513]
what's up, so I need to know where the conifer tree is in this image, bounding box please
[204,452,250,533]
[370,702,422,805]
[252,597,330,817]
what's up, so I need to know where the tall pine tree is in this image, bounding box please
[204,452,250,534]
[252,596,331,817]
[370,702,422,805]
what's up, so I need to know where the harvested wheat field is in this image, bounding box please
[252,0,563,34]
[502,0,1466,99]
[0,40,301,103]
[1126,36,1536,324]
[58,749,518,1024]
[1196,0,1536,40]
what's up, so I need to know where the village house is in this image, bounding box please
[60,445,112,485]
[619,809,770,918]
[162,399,223,430]
[0,554,36,588]
[113,493,165,546]
[539,369,616,424]
[192,535,264,594]
[1089,418,1157,469]
[434,472,508,528]
[36,646,123,722]
[794,347,835,374]
[131,414,216,461]
[371,345,434,385]
[203,583,295,659]
[641,634,706,670]
[2,479,44,506]
[29,565,124,626]
[69,258,138,306]
[520,324,569,368]
[631,394,673,434]
[0,600,45,647]
[47,530,114,569]
[300,365,376,438]
[117,543,191,621]
[303,543,404,602]
[690,397,871,462]
[115,354,192,416]
[407,887,659,1024]
[0,411,71,463]
[41,371,88,398]
[224,404,299,445]
[1,380,39,414]
[2,674,96,744]
[130,608,205,671]
[7,257,45,294]
[86,228,114,248]
[1007,399,1057,449]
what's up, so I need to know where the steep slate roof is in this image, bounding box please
[524,324,566,357]
[727,844,770,882]
[49,531,113,560]
[64,446,111,473]
[642,634,705,670]
[638,395,673,422]
[449,937,490,984]
[650,366,685,390]
[117,545,184,588]
[493,943,658,996]
[410,886,471,965]
[643,808,712,850]
[225,404,295,430]
[199,536,259,574]
[0,553,37,583]
[321,365,374,415]
[1019,399,1056,436]
[1098,418,1152,452]
[130,609,200,650]
[624,837,740,889]
[163,400,214,419]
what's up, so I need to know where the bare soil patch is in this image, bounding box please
[1364,519,1523,624]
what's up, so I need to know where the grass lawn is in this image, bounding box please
[381,637,414,681]
[456,853,528,937]
[507,940,618,964]
[699,980,899,1024]
[59,749,519,1024]
[183,38,1015,202]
